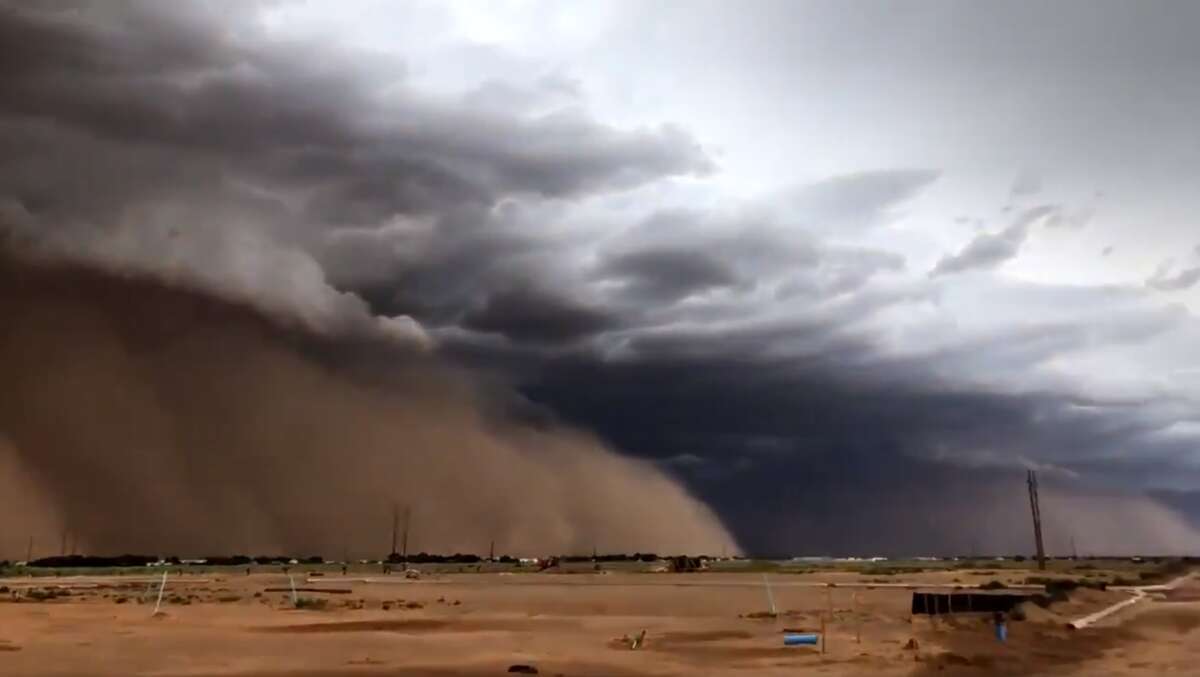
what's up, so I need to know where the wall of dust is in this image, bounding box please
[0,256,736,559]
[0,434,64,561]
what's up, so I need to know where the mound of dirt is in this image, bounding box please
[1127,607,1200,634]
[262,619,449,634]
[657,630,753,643]
[1016,601,1067,625]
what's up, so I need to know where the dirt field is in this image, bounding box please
[2,569,1199,676]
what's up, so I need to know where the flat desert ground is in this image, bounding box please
[3,567,1200,676]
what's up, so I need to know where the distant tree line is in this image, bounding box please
[24,554,327,568]
[18,551,723,568]
[561,553,663,563]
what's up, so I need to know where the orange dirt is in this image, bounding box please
[1,571,1197,676]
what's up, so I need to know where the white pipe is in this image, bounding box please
[1068,591,1144,629]
[762,573,777,615]
[1068,572,1194,629]
[152,571,168,616]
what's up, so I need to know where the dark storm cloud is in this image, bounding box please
[594,204,906,310]
[461,285,620,344]
[0,0,709,341]
[785,169,940,232]
[1147,259,1200,292]
[0,2,709,226]
[931,205,1056,275]
[483,330,1200,554]
[594,247,740,302]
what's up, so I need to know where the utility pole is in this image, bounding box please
[488,540,495,562]
[400,506,410,565]
[26,535,33,563]
[1027,470,1046,571]
[1070,535,1078,560]
[390,504,399,558]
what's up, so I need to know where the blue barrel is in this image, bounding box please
[783,633,820,646]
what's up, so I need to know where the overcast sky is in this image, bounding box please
[4,0,1200,555]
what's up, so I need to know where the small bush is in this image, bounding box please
[870,567,927,576]
[294,597,328,610]
[217,595,241,603]
[979,580,1008,590]
[1034,588,1070,607]
[742,611,776,619]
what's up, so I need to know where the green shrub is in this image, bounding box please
[26,589,56,601]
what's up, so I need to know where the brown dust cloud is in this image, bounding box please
[0,252,735,560]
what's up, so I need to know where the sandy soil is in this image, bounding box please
[1,570,1197,676]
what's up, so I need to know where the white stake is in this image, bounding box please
[288,573,299,606]
[762,573,777,616]
[152,570,168,616]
